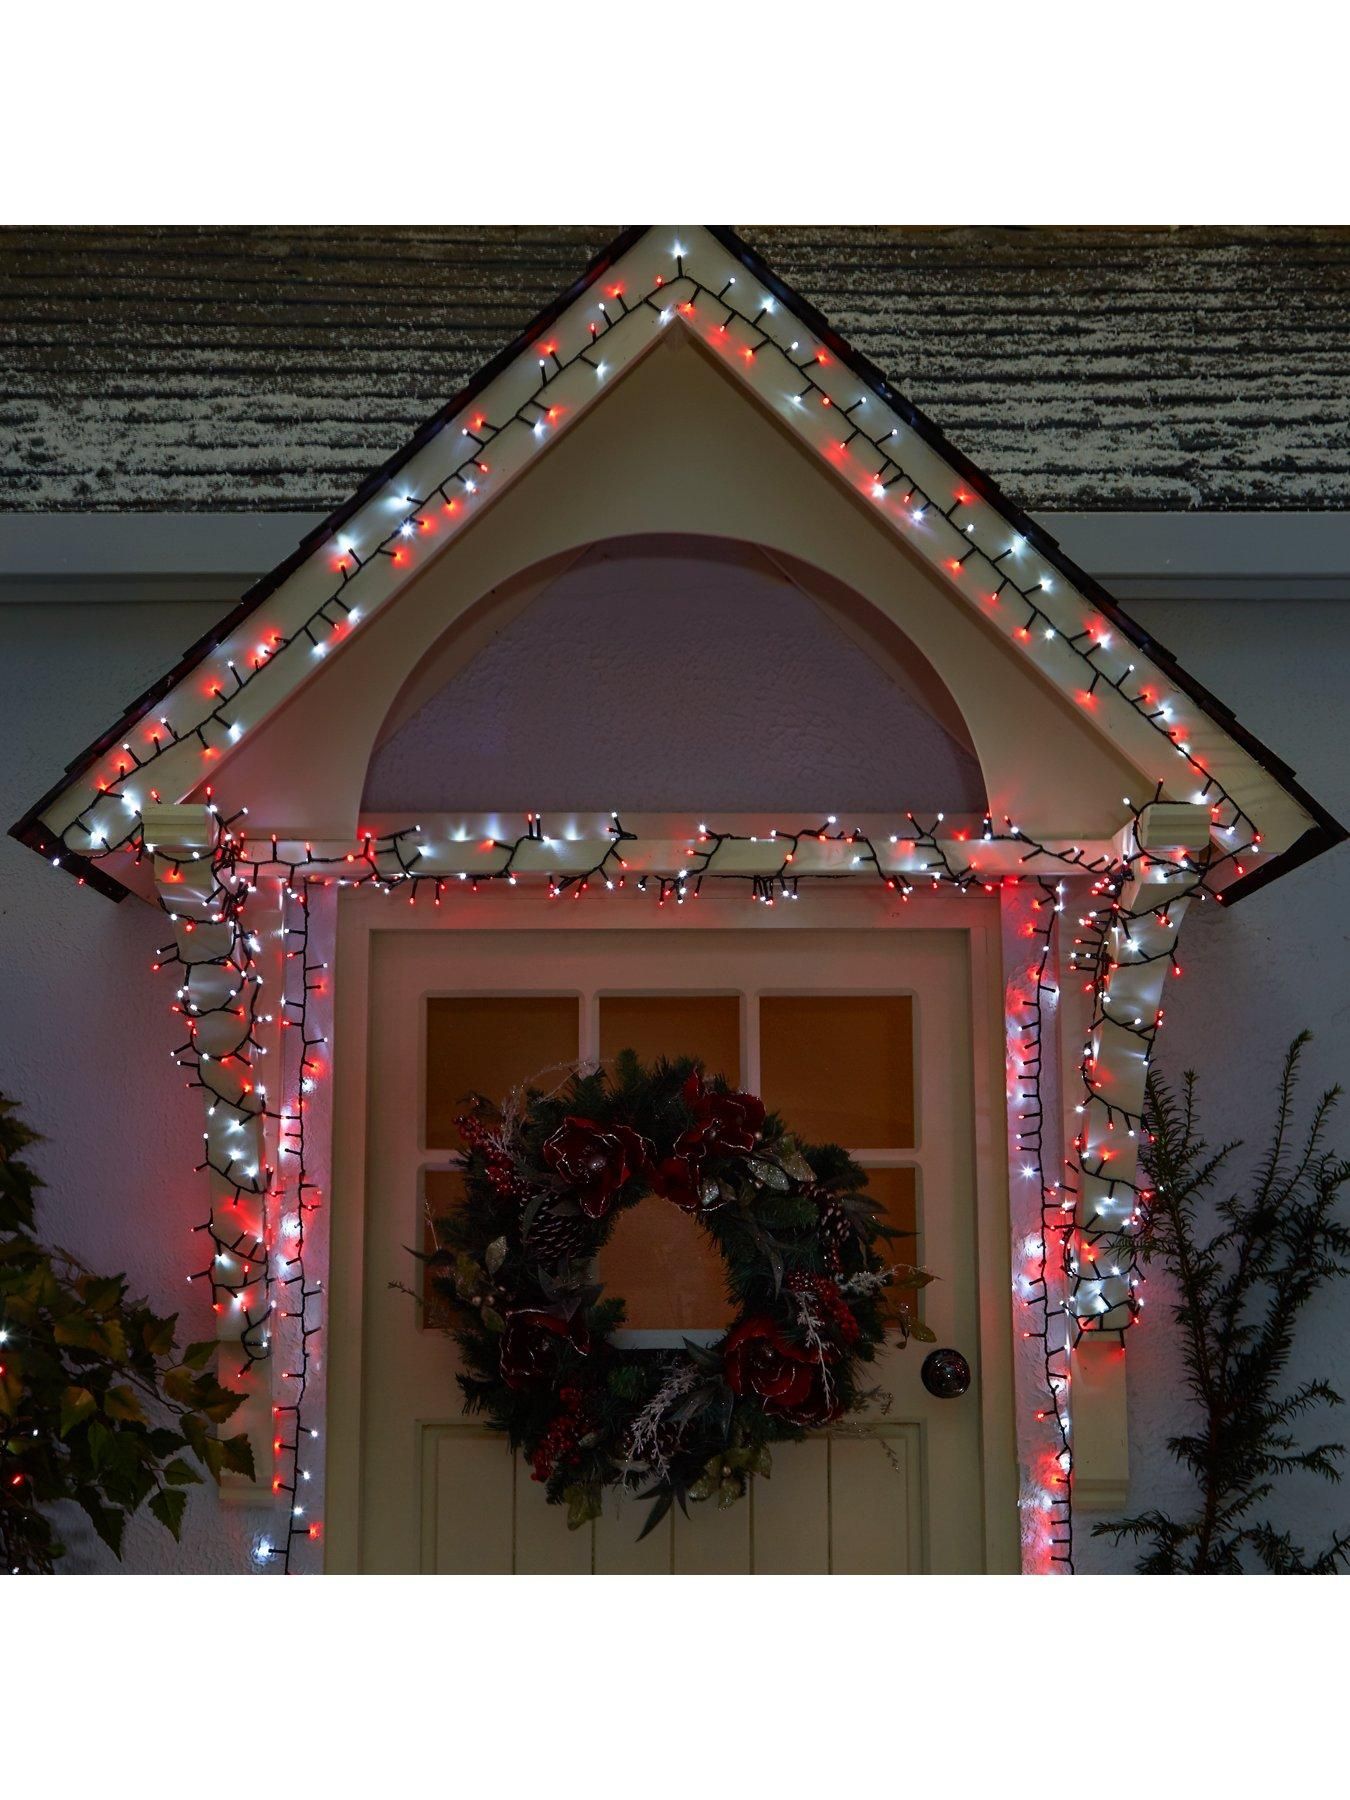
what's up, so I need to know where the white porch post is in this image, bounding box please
[144,802,277,1501]
[1069,801,1208,1509]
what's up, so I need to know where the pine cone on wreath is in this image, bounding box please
[522,1198,594,1268]
[814,1189,855,1272]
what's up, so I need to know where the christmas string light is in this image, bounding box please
[17,235,1291,908]
[128,788,1218,1569]
[266,880,325,1569]
[15,225,1326,1567]
[1010,878,1075,1570]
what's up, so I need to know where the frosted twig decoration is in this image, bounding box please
[623,1360,701,1485]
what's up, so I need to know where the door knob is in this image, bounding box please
[920,1347,971,1398]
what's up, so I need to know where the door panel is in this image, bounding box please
[349,926,998,1572]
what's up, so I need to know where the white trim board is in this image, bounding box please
[2,511,1349,602]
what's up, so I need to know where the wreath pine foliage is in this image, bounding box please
[426,1051,929,1537]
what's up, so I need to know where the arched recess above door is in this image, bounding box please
[360,532,988,816]
[189,329,1147,841]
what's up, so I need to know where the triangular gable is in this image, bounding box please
[11,224,1344,902]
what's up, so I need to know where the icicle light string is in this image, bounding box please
[44,248,1262,891]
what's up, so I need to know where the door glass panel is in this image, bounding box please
[423,1168,465,1326]
[596,1202,736,1332]
[596,992,742,1329]
[424,994,579,1149]
[759,994,914,1148]
[598,992,740,1082]
[857,1165,921,1321]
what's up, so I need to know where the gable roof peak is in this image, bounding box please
[10,223,1343,903]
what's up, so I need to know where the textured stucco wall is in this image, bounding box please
[2,582,1348,1573]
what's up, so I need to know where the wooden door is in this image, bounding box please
[334,920,1013,1572]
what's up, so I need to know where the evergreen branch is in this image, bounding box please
[1093,1035,1350,1574]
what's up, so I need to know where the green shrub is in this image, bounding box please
[1,1094,254,1573]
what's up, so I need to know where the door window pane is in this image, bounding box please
[423,1168,465,1327]
[598,992,740,1083]
[425,995,578,1149]
[596,1201,736,1332]
[759,995,914,1147]
[857,1165,922,1321]
[597,992,742,1328]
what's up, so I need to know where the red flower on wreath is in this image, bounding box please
[541,1116,653,1220]
[681,1072,766,1158]
[651,1152,708,1213]
[652,1073,767,1212]
[498,1306,591,1390]
[721,1316,843,1428]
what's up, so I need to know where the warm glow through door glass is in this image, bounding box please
[596,993,741,1331]
[759,994,915,1147]
[424,994,579,1149]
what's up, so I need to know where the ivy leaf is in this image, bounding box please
[75,1487,126,1558]
[77,1275,125,1317]
[162,1364,200,1405]
[148,1486,188,1541]
[104,1384,147,1425]
[163,1457,203,1486]
[141,1314,178,1358]
[86,1418,114,1473]
[218,1433,256,1480]
[200,1392,245,1426]
[59,1384,97,1437]
[196,1436,227,1480]
[52,1315,106,1353]
[179,1340,217,1371]
[1,1358,25,1417]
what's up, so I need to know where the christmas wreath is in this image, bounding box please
[428,1052,931,1537]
